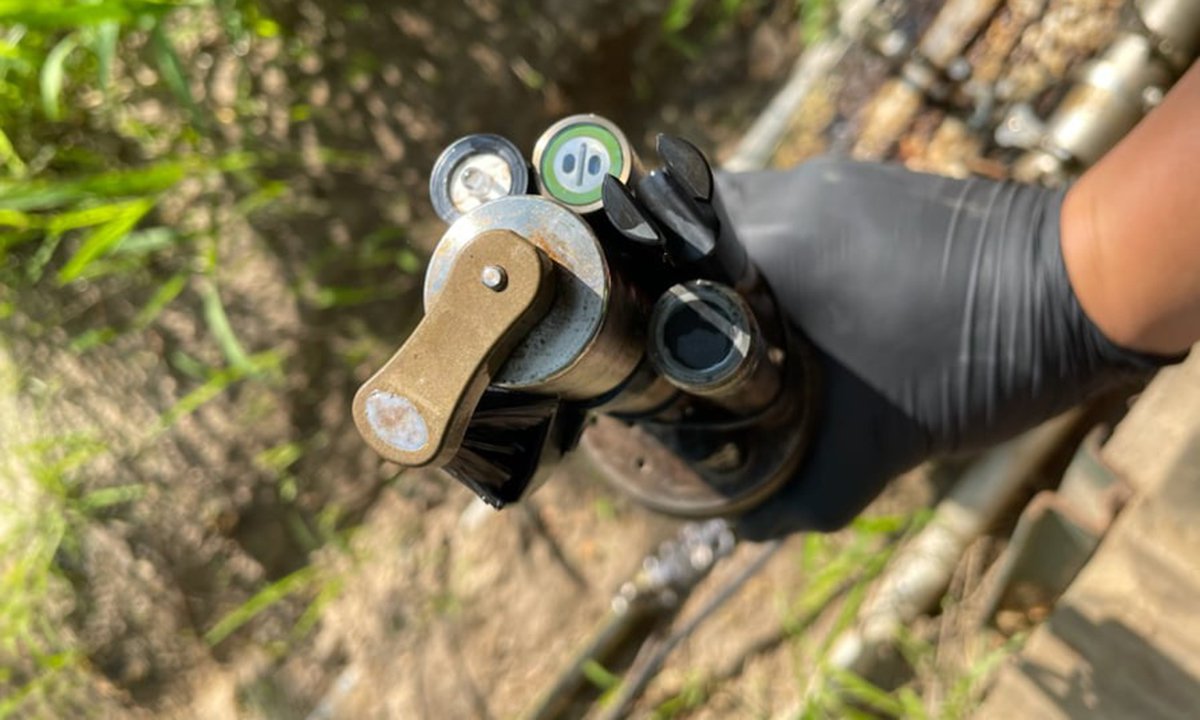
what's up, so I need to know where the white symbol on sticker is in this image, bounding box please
[555,136,612,195]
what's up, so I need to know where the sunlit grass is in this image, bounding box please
[0,2,297,713]
[0,364,115,717]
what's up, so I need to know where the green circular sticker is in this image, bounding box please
[539,123,626,207]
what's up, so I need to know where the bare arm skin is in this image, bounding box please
[1062,60,1200,355]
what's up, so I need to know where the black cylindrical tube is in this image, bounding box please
[635,170,715,265]
[636,171,755,292]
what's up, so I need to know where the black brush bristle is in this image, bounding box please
[443,389,560,508]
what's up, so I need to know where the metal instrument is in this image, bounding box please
[352,115,818,518]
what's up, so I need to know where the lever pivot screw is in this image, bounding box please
[481,265,507,291]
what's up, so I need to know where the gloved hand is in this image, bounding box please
[715,158,1178,540]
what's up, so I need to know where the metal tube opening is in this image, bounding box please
[662,304,738,374]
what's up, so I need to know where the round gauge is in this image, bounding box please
[533,114,638,214]
[429,134,530,224]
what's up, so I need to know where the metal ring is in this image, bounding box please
[425,196,641,398]
[648,281,757,394]
[429,134,530,224]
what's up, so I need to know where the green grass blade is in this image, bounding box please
[849,513,911,536]
[801,0,834,45]
[157,350,281,430]
[25,230,62,282]
[0,127,26,176]
[0,0,186,28]
[0,183,84,212]
[897,687,929,720]
[204,566,318,646]
[47,199,142,234]
[0,0,128,26]
[73,161,189,197]
[827,667,905,717]
[113,226,179,255]
[311,285,386,309]
[289,576,343,643]
[149,21,201,123]
[40,34,78,121]
[662,0,698,33]
[255,441,303,475]
[78,484,144,511]
[0,161,186,211]
[133,272,187,328]
[79,483,145,511]
[93,20,119,94]
[71,271,189,350]
[57,197,154,283]
[0,209,34,229]
[68,326,119,352]
[158,364,245,429]
[201,283,253,372]
[581,659,621,691]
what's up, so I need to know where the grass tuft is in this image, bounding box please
[204,565,319,646]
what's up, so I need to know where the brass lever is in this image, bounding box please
[352,230,555,467]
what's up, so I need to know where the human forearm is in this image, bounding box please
[1061,60,1200,355]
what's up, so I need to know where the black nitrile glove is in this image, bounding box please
[714,158,1179,540]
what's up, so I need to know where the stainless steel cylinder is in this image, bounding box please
[425,196,643,399]
[1136,0,1200,71]
[1044,32,1173,166]
[647,281,781,415]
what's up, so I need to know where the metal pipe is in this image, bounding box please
[1008,4,1200,183]
[1045,33,1172,166]
[916,0,1003,71]
[524,520,737,720]
[853,0,1003,159]
[724,0,881,171]
[808,408,1090,696]
[597,539,785,720]
[1136,0,1200,71]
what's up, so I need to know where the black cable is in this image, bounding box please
[597,538,786,720]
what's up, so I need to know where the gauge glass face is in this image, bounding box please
[448,152,515,215]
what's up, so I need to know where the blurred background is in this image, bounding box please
[0,0,1179,717]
